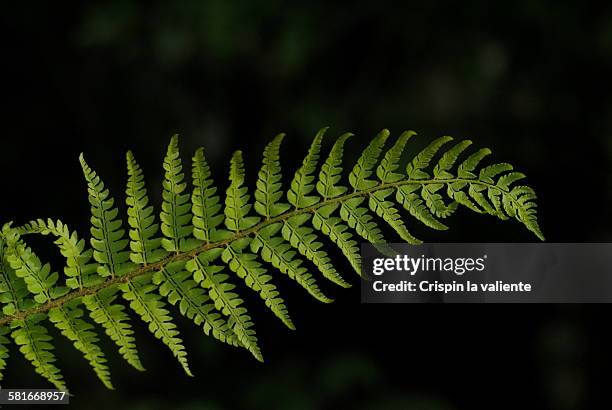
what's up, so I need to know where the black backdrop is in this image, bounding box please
[2,1,611,409]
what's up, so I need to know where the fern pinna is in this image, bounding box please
[0,129,543,390]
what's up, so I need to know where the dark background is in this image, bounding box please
[2,1,611,409]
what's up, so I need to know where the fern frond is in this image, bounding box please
[457,148,491,178]
[0,326,10,380]
[153,261,240,347]
[126,151,167,265]
[20,219,101,289]
[406,136,454,180]
[5,230,69,304]
[82,288,144,371]
[313,135,362,273]
[349,129,390,190]
[281,216,350,288]
[223,150,292,327]
[312,204,362,275]
[285,129,351,286]
[0,231,24,380]
[0,226,33,317]
[421,183,459,218]
[1,234,68,388]
[83,155,189,374]
[251,227,332,303]
[192,148,224,243]
[48,302,113,389]
[480,162,514,182]
[12,314,66,391]
[222,240,294,330]
[377,130,415,183]
[369,189,422,244]
[80,155,132,278]
[225,151,261,231]
[251,136,331,302]
[255,134,291,218]
[396,185,449,230]
[316,133,352,199]
[433,140,473,180]
[120,273,192,376]
[161,135,194,253]
[18,219,145,373]
[186,251,262,361]
[288,127,326,208]
[0,127,544,390]
[340,197,386,244]
[128,148,235,360]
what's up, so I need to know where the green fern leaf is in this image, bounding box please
[128,150,237,348]
[0,128,544,390]
[251,135,332,301]
[376,130,416,183]
[161,135,194,252]
[312,133,362,273]
[433,140,473,180]
[281,216,350,288]
[312,204,361,275]
[80,155,132,278]
[1,239,55,386]
[255,134,291,218]
[12,314,67,391]
[468,183,496,215]
[316,133,352,199]
[446,182,482,213]
[510,185,544,240]
[421,184,459,218]
[396,185,449,230]
[5,231,68,304]
[457,148,491,178]
[82,288,144,371]
[186,251,262,361]
[340,197,386,243]
[368,189,422,244]
[251,225,332,303]
[20,219,101,289]
[1,227,42,318]
[0,234,24,380]
[48,302,113,389]
[225,151,260,231]
[192,148,224,243]
[120,273,192,376]
[479,162,514,183]
[222,240,294,330]
[349,129,390,190]
[0,326,10,381]
[497,172,526,191]
[223,149,292,326]
[287,127,326,208]
[126,151,167,264]
[16,220,145,377]
[406,136,453,180]
[153,261,240,347]
[487,186,508,220]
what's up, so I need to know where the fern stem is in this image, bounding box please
[0,177,509,326]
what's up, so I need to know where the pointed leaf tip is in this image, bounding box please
[168,134,180,149]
